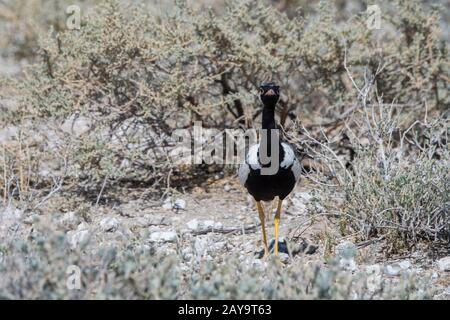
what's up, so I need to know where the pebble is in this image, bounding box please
[186,219,221,232]
[100,217,120,232]
[437,257,450,272]
[384,260,412,276]
[60,211,80,229]
[194,237,209,256]
[68,229,90,249]
[148,230,178,243]
[162,198,186,211]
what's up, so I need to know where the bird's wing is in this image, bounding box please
[281,142,301,181]
[238,144,259,186]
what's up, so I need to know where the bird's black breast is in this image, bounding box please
[244,166,297,201]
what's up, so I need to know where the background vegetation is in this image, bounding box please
[0,0,448,299]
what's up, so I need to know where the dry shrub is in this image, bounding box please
[0,0,449,250]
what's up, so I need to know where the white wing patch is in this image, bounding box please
[238,144,259,186]
[239,142,300,184]
[280,142,295,168]
[246,144,261,170]
[238,162,250,186]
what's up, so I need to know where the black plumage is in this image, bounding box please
[238,83,300,257]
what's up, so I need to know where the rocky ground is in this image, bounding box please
[1,175,449,299]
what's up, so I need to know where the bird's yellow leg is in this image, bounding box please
[256,201,269,257]
[274,198,283,256]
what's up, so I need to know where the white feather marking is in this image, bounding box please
[246,144,261,170]
[238,162,250,185]
[280,142,295,168]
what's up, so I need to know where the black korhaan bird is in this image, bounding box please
[238,83,301,257]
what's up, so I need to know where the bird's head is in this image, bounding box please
[259,82,280,106]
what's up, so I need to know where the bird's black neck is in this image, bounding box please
[262,103,276,130]
[260,101,281,161]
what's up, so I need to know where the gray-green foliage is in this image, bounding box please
[0,0,449,255]
[6,0,448,188]
[0,228,436,299]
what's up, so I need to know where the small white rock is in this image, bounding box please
[398,260,411,270]
[203,220,216,228]
[162,199,173,210]
[149,231,178,243]
[69,230,90,249]
[60,211,79,229]
[384,260,411,276]
[100,217,120,232]
[173,199,186,210]
[340,258,357,271]
[187,219,200,230]
[278,253,290,263]
[385,264,401,276]
[194,237,209,256]
[296,192,313,201]
[366,264,382,275]
[366,274,383,292]
[186,219,221,232]
[76,222,89,231]
[437,257,450,272]
[1,207,23,220]
[162,198,186,210]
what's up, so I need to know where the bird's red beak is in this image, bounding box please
[264,89,276,96]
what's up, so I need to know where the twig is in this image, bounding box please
[191,223,260,235]
[96,175,109,206]
[356,235,386,249]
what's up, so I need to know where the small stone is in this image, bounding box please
[187,219,200,230]
[385,264,401,276]
[76,222,89,231]
[367,274,383,292]
[162,199,173,210]
[366,264,382,275]
[1,207,23,220]
[100,217,120,232]
[296,192,313,201]
[398,260,411,270]
[148,231,178,243]
[224,185,231,192]
[60,211,80,229]
[61,115,90,136]
[194,237,209,256]
[23,213,40,225]
[186,219,221,232]
[162,198,186,211]
[68,229,90,249]
[278,253,290,263]
[181,248,193,261]
[340,258,357,271]
[437,257,450,272]
[213,241,227,251]
[173,199,186,210]
[384,260,411,276]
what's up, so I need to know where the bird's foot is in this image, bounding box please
[255,248,270,259]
